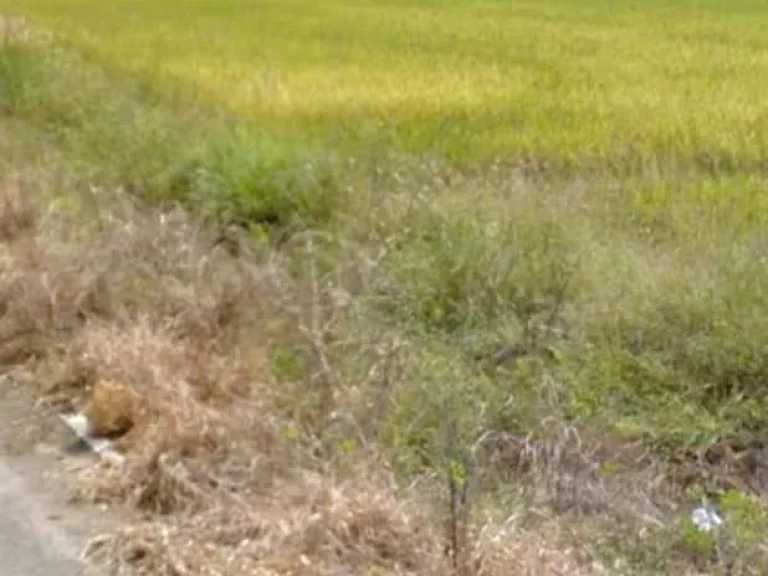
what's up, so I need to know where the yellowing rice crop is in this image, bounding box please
[4,0,768,166]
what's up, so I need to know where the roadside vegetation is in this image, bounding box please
[1,1,768,574]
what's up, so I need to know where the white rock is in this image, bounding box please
[691,507,723,532]
[58,412,125,467]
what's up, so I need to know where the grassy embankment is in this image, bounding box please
[2,1,768,574]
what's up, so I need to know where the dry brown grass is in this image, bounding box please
[83,465,447,576]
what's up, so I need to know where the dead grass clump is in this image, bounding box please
[0,178,37,243]
[0,179,275,389]
[297,470,434,572]
[85,464,608,576]
[1,173,288,519]
[86,467,449,576]
[65,318,286,515]
[472,520,591,576]
[73,320,228,458]
[86,205,265,337]
[471,423,682,564]
[0,179,48,365]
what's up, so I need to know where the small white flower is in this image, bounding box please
[691,506,723,532]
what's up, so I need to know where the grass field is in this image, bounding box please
[2,1,768,574]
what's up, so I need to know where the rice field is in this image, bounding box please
[5,0,768,168]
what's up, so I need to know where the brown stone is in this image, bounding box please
[83,379,139,438]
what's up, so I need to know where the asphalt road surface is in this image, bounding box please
[0,457,93,576]
[0,378,108,576]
